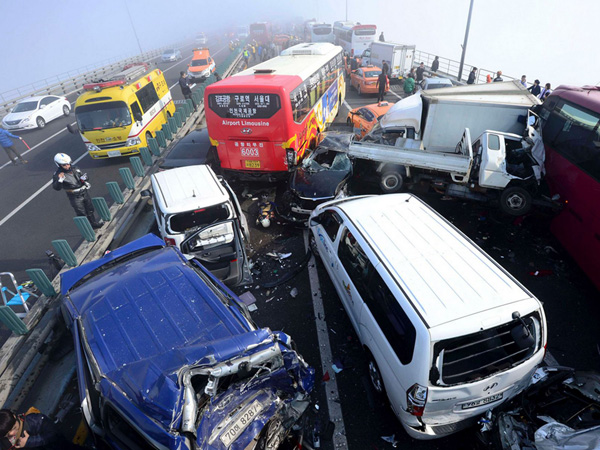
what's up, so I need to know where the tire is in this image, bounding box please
[500,186,532,216]
[36,117,46,129]
[379,170,404,194]
[357,85,362,96]
[63,105,70,116]
[367,354,386,396]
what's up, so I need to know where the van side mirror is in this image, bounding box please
[140,189,151,198]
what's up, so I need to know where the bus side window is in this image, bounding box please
[130,101,143,122]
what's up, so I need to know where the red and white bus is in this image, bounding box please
[249,22,272,45]
[538,85,600,290]
[333,21,377,56]
[205,42,346,176]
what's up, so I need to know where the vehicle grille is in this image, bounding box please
[5,120,21,125]
[97,141,127,150]
[432,313,540,386]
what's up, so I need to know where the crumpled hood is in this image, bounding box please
[291,165,349,199]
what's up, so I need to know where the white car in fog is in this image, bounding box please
[2,95,71,130]
[161,49,182,62]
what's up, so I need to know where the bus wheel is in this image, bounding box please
[500,186,532,216]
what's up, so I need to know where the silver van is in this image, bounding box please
[309,193,547,439]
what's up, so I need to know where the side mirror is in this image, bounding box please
[309,216,321,227]
[40,104,47,110]
[140,189,151,198]
[66,123,79,134]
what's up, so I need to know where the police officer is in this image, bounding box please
[52,153,104,229]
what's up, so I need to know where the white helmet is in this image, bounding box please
[260,217,271,228]
[54,153,72,167]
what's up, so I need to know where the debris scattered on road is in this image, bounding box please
[381,434,399,447]
[290,287,298,298]
[238,291,257,306]
[267,252,292,260]
[322,371,330,382]
[247,304,258,312]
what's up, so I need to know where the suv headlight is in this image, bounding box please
[86,143,100,152]
[127,137,141,147]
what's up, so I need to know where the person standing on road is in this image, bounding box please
[528,79,541,96]
[493,70,503,82]
[52,153,104,229]
[467,67,477,84]
[431,56,440,73]
[416,62,426,82]
[0,129,27,165]
[382,60,390,77]
[178,71,197,110]
[376,71,388,102]
[379,32,385,42]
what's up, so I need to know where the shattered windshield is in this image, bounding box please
[302,149,351,173]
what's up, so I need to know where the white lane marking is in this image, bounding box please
[388,88,402,99]
[303,230,348,450]
[343,100,352,111]
[0,122,76,170]
[0,151,87,228]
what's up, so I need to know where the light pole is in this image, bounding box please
[346,0,348,21]
[123,0,144,55]
[457,0,474,82]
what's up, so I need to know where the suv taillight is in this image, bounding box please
[406,383,428,416]
[164,237,176,246]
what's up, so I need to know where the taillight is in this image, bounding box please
[164,237,176,246]
[406,383,428,416]
[286,148,297,168]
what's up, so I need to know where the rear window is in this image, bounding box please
[430,312,542,386]
[208,93,281,119]
[168,203,231,233]
[354,28,376,36]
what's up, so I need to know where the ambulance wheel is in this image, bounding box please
[36,117,45,129]
[500,186,532,216]
[63,105,70,116]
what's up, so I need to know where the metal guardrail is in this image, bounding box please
[1,40,188,117]
[414,49,517,85]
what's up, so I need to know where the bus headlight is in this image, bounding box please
[127,137,141,147]
[286,148,297,169]
[86,143,100,152]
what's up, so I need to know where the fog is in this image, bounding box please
[1,0,597,96]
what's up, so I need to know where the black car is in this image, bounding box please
[158,128,219,171]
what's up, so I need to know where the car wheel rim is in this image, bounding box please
[37,118,44,128]
[368,360,383,393]
[384,176,398,190]
[507,194,524,210]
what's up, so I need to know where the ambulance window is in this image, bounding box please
[136,82,159,113]
[130,102,143,121]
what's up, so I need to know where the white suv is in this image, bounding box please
[144,165,250,286]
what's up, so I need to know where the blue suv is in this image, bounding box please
[60,234,315,450]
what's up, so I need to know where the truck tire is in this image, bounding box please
[379,169,404,194]
[500,186,532,216]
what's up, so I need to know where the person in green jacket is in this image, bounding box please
[403,74,415,95]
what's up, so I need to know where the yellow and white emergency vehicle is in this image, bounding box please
[187,48,216,81]
[74,64,175,159]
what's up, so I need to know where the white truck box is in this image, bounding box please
[361,42,415,79]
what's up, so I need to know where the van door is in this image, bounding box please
[180,219,250,286]
[478,132,511,189]
[220,177,250,240]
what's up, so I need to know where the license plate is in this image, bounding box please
[220,400,264,446]
[244,160,261,168]
[460,393,503,410]
[107,150,122,157]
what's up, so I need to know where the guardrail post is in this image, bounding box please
[119,167,135,190]
[74,217,96,242]
[51,239,78,267]
[177,104,189,120]
[161,124,172,141]
[106,181,124,204]
[155,130,167,148]
[168,117,178,134]
[25,269,57,297]
[192,91,202,105]
[147,137,161,155]
[130,156,145,177]
[185,99,194,115]
[0,307,28,335]
[139,147,153,166]
[92,197,111,221]
[173,111,183,128]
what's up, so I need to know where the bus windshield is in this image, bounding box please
[76,101,132,131]
[313,26,332,35]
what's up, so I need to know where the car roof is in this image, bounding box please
[332,194,535,328]
[151,165,229,214]
[161,130,211,167]
[66,242,269,428]
[192,48,210,59]
[424,77,453,85]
